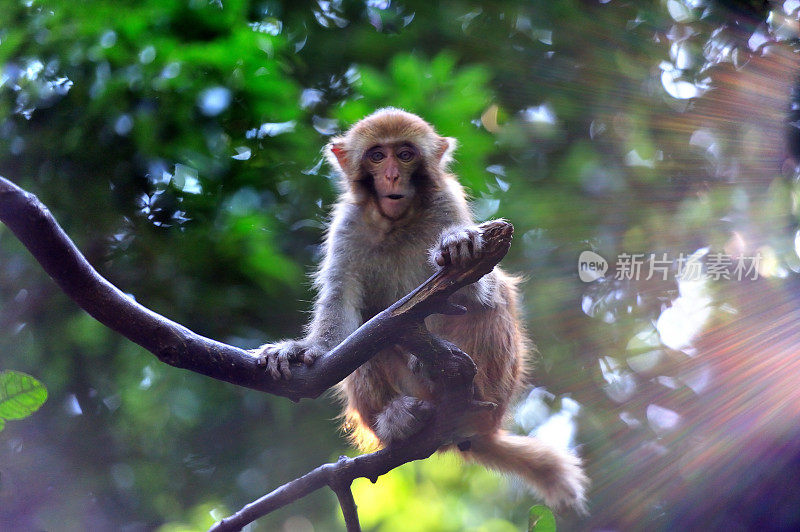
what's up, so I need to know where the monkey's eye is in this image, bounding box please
[368,151,386,163]
[396,148,416,162]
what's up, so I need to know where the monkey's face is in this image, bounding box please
[362,142,419,220]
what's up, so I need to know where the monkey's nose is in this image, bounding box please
[384,160,400,182]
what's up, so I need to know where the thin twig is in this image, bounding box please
[331,467,360,532]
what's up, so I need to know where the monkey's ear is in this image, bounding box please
[325,140,349,175]
[436,136,457,169]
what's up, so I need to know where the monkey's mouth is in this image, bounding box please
[378,193,413,220]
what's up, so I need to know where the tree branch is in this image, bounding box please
[0,176,515,531]
[211,324,492,532]
[331,476,360,532]
[0,176,512,402]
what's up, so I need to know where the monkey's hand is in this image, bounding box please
[253,340,324,380]
[431,225,484,268]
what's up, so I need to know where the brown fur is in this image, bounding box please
[258,108,587,510]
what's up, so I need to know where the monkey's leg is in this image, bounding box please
[373,396,434,445]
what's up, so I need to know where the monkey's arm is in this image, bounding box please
[256,251,363,380]
[306,267,364,350]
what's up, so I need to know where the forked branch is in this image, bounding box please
[0,175,514,531]
[212,224,513,531]
[212,325,497,532]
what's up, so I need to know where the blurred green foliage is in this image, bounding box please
[2,0,800,530]
[352,455,520,532]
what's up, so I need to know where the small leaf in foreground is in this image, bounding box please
[528,504,557,532]
[0,370,48,430]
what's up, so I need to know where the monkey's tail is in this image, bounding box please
[463,431,589,512]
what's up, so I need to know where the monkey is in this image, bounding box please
[256,108,588,510]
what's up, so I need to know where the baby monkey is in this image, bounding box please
[256,108,587,510]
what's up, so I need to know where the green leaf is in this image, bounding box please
[0,371,48,426]
[528,505,557,532]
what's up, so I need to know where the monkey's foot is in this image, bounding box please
[374,396,434,445]
[253,340,323,380]
[432,225,484,267]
